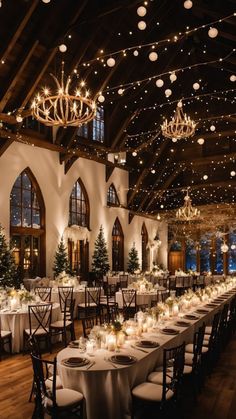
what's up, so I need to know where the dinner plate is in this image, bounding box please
[175,321,190,327]
[68,340,80,348]
[184,314,199,320]
[196,309,210,314]
[62,357,90,367]
[161,328,179,335]
[109,354,137,365]
[136,340,159,348]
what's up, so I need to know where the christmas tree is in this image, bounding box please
[127,243,140,273]
[0,225,18,288]
[53,237,69,278]
[92,225,110,277]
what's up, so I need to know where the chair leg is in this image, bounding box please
[9,336,12,355]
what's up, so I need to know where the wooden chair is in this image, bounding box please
[50,297,75,347]
[132,342,185,417]
[30,353,83,418]
[78,287,101,319]
[0,318,12,360]
[183,323,206,399]
[121,289,137,319]
[119,274,128,289]
[82,315,98,338]
[23,303,52,353]
[34,287,52,302]
[203,310,221,372]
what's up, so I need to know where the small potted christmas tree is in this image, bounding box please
[92,225,110,279]
[127,243,140,274]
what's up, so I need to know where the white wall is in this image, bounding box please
[0,142,168,276]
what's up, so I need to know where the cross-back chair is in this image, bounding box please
[31,353,83,418]
[35,287,52,302]
[121,289,137,319]
[23,303,52,353]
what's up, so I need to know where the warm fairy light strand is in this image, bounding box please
[73,12,236,70]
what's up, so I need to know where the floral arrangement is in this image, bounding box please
[148,302,166,320]
[129,278,153,291]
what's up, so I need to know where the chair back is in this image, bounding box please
[31,353,56,410]
[82,316,98,338]
[122,289,136,309]
[162,342,185,402]
[119,275,128,289]
[85,287,101,308]
[58,286,74,312]
[208,310,221,349]
[192,323,205,369]
[28,303,52,337]
[35,287,52,302]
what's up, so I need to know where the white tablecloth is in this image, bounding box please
[0,302,61,353]
[115,291,158,308]
[57,288,236,419]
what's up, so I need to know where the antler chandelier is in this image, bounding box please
[31,63,96,127]
[176,189,200,221]
[161,100,196,140]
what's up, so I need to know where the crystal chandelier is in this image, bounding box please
[176,189,200,221]
[31,63,96,127]
[161,100,196,140]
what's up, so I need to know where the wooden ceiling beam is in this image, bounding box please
[0,40,39,112]
[153,179,236,194]
[0,0,39,64]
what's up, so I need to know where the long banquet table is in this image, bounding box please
[0,302,61,352]
[57,288,236,419]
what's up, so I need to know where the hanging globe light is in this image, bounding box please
[138,21,146,30]
[156,79,164,88]
[221,242,229,253]
[137,6,147,17]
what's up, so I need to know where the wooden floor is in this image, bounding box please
[1,322,236,419]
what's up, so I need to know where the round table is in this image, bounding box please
[0,302,61,353]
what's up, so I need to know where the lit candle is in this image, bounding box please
[11,297,18,310]
[172,303,179,317]
[107,334,116,351]
[86,340,95,356]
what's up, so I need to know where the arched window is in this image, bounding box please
[69,178,89,228]
[141,223,149,271]
[92,107,104,142]
[107,184,120,206]
[112,218,124,271]
[10,168,46,279]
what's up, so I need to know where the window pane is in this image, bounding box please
[22,189,31,208]
[32,210,40,228]
[69,180,88,227]
[11,188,21,207]
[228,232,236,273]
[216,237,223,274]
[185,240,197,271]
[22,173,31,189]
[22,207,32,227]
[200,236,211,272]
[11,207,21,226]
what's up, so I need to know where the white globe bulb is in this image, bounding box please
[231,244,236,250]
[151,169,156,174]
[137,6,147,17]
[118,88,124,95]
[230,171,236,177]
[59,44,67,53]
[197,138,204,145]
[138,21,146,30]
[170,73,177,83]
[172,138,177,143]
[184,0,193,9]
[42,0,51,3]
[221,243,229,253]
[193,82,200,90]
[208,27,218,38]
[149,52,158,62]
[16,115,23,123]
[107,57,116,67]
[156,79,164,88]
[230,75,236,82]
[132,151,137,157]
[165,89,172,97]
[203,175,208,180]
[133,50,139,57]
[98,95,105,103]
[210,125,216,132]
